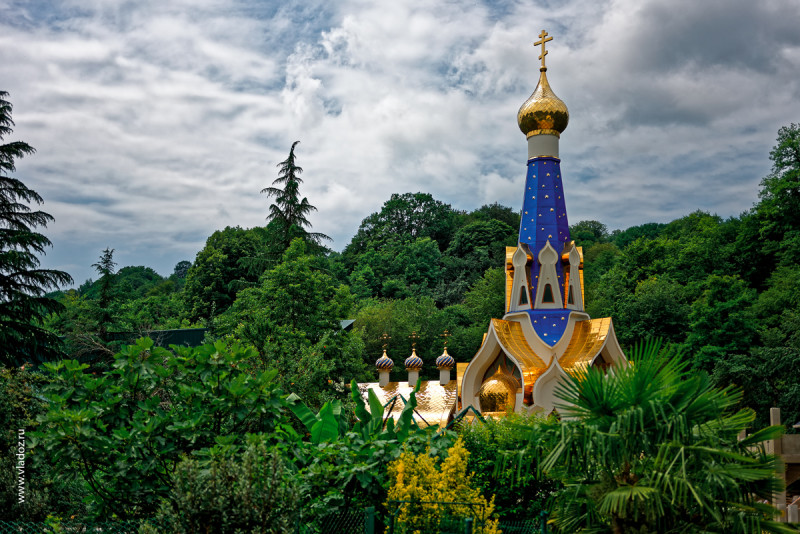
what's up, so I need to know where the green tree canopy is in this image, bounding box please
[215,239,367,408]
[756,123,800,265]
[343,192,458,263]
[570,219,609,248]
[461,201,520,230]
[33,338,287,518]
[183,226,268,321]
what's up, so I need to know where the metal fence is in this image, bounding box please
[0,508,547,534]
[385,501,548,534]
[298,508,367,534]
[0,521,142,534]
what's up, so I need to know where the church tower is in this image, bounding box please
[459,31,627,416]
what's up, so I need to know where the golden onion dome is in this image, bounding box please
[517,67,569,138]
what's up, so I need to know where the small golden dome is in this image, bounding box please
[517,67,569,138]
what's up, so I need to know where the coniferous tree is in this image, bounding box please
[261,141,330,250]
[0,91,73,366]
[91,248,116,337]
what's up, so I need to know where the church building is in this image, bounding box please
[360,31,627,427]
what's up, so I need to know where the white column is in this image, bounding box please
[439,369,451,386]
[408,370,419,387]
[379,370,390,387]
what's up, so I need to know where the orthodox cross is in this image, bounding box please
[534,29,553,69]
[408,331,420,350]
[379,332,391,350]
[440,329,452,347]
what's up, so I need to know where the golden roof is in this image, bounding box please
[456,362,468,410]
[517,68,569,138]
[358,380,458,429]
[491,319,548,385]
[559,317,612,373]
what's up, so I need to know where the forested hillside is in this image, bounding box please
[45,124,800,428]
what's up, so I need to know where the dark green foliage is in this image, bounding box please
[0,91,73,366]
[687,274,758,372]
[581,242,620,287]
[215,239,368,408]
[343,192,458,263]
[610,221,666,249]
[0,367,86,520]
[348,236,444,301]
[570,220,609,248]
[183,226,269,321]
[113,266,164,299]
[262,140,330,251]
[285,380,455,520]
[756,123,800,266]
[462,201,521,230]
[31,338,287,518]
[171,260,191,280]
[539,340,790,533]
[613,275,691,347]
[143,442,299,534]
[713,345,800,433]
[438,220,516,306]
[50,253,185,361]
[460,414,559,520]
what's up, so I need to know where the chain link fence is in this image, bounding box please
[297,508,366,534]
[0,508,547,533]
[0,521,142,534]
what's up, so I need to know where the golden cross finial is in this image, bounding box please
[440,330,452,347]
[380,332,391,350]
[408,331,420,349]
[534,29,553,69]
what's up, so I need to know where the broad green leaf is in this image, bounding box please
[310,402,339,445]
[287,393,319,432]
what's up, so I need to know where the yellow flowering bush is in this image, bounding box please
[387,438,500,534]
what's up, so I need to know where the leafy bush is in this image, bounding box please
[387,438,500,534]
[31,338,287,518]
[141,441,299,534]
[460,413,560,520]
[285,380,454,522]
[0,367,85,520]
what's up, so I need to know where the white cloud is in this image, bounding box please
[1,0,798,284]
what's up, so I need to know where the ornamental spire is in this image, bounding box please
[517,30,569,140]
[534,29,553,71]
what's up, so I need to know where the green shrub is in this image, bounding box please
[0,367,86,520]
[459,412,560,520]
[142,442,299,534]
[31,338,287,518]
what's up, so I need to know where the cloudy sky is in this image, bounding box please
[2,0,799,285]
